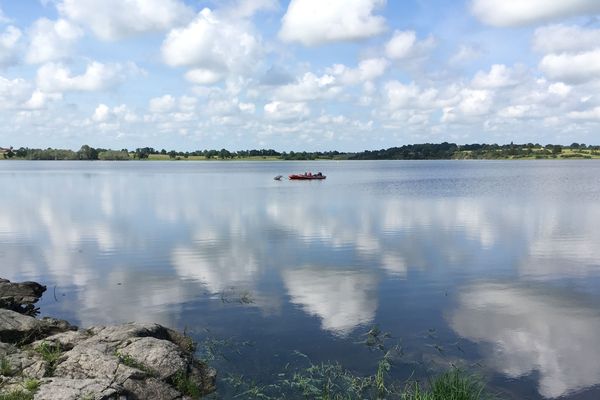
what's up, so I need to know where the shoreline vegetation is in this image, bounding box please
[1,142,600,161]
[0,278,495,399]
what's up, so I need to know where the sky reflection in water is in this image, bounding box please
[1,160,600,399]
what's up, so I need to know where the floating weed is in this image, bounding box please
[358,325,392,353]
[238,291,255,304]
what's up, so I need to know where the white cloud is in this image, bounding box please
[384,81,439,110]
[329,58,388,85]
[384,30,434,60]
[149,94,176,113]
[0,76,31,110]
[264,101,310,121]
[162,8,262,82]
[533,24,600,54]
[36,62,134,92]
[26,18,82,64]
[225,0,278,19]
[91,103,137,123]
[539,49,600,83]
[548,82,572,97]
[0,25,22,67]
[92,103,110,122]
[178,96,197,113]
[184,68,223,85]
[274,72,341,102]
[23,89,62,110]
[57,0,193,40]
[472,64,518,88]
[279,0,386,46]
[471,0,600,27]
[569,106,600,120]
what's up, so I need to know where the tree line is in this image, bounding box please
[2,142,600,160]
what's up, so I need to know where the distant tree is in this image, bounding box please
[78,145,98,160]
[552,145,563,154]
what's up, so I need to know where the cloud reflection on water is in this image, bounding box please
[450,283,600,398]
[282,267,378,336]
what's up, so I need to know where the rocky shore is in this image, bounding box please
[0,278,216,399]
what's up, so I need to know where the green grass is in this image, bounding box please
[21,379,40,393]
[171,370,202,399]
[34,341,62,376]
[0,391,34,400]
[0,357,13,376]
[114,351,155,376]
[402,370,487,400]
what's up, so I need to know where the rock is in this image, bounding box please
[34,378,126,400]
[116,337,187,380]
[51,322,215,398]
[0,278,46,315]
[0,342,47,379]
[0,309,76,344]
[0,279,217,399]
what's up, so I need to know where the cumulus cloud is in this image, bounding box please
[0,25,22,67]
[57,0,193,40]
[264,101,310,121]
[184,69,223,85]
[569,106,600,120]
[533,24,600,54]
[472,64,519,88]
[23,89,62,110]
[384,30,435,60]
[328,58,388,85]
[149,94,176,113]
[471,0,600,27]
[0,76,31,110]
[274,72,341,102]
[279,0,386,46]
[26,18,82,64]
[36,61,136,92]
[162,8,262,83]
[92,103,137,123]
[384,81,439,110]
[539,50,600,83]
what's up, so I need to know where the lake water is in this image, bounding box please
[2,160,600,399]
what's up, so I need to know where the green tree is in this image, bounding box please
[77,145,98,160]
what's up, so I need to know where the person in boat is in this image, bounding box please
[316,172,322,176]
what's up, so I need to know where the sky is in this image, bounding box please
[1,0,600,151]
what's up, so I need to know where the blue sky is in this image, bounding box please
[1,0,600,151]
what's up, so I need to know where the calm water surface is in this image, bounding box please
[2,160,600,399]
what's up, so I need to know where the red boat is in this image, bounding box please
[289,172,326,180]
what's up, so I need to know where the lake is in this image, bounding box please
[1,160,600,399]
